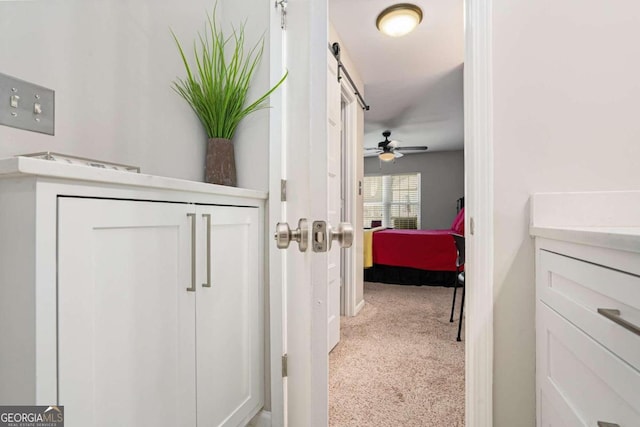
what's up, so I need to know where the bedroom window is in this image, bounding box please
[363,173,421,229]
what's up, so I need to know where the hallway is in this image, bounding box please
[329,282,465,427]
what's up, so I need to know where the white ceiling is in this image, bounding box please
[329,0,464,152]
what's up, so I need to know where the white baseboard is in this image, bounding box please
[354,299,365,315]
[247,410,271,427]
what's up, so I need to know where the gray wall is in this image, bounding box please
[0,0,271,191]
[364,150,464,230]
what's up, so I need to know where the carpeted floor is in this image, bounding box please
[329,282,465,427]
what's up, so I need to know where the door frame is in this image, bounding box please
[267,1,286,425]
[464,0,494,425]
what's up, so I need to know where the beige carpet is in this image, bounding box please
[329,282,465,427]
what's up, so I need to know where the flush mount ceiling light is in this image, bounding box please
[376,3,423,37]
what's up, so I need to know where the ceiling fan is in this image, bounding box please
[364,130,429,161]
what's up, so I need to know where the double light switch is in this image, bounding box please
[1,72,54,135]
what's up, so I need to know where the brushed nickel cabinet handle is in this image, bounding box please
[598,308,640,336]
[186,213,196,292]
[597,422,620,427]
[202,213,211,288]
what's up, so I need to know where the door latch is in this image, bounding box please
[312,221,354,252]
[312,221,328,252]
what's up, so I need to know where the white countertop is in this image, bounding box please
[0,156,267,200]
[530,225,640,254]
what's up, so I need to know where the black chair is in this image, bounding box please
[449,233,465,341]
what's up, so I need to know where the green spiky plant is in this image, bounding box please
[171,10,287,140]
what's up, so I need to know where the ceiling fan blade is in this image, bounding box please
[363,150,382,157]
[364,147,382,151]
[395,146,428,151]
[388,140,400,148]
[394,151,404,158]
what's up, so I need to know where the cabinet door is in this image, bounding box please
[58,198,196,427]
[195,206,263,427]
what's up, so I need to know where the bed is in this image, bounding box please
[364,208,465,286]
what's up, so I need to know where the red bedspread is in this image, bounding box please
[372,229,457,271]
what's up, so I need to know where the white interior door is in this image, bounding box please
[327,50,342,352]
[268,0,331,425]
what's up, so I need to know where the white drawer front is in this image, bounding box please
[538,250,640,370]
[538,303,640,427]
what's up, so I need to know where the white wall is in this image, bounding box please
[219,0,271,191]
[329,24,366,311]
[491,0,640,425]
[0,0,271,191]
[364,150,464,230]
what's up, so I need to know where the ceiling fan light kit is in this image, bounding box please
[379,151,396,162]
[376,3,423,37]
[364,130,428,161]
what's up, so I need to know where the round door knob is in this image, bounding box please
[328,222,354,249]
[274,222,292,249]
[274,219,309,252]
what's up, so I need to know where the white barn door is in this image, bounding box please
[327,50,342,352]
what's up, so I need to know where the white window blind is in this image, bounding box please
[363,173,421,228]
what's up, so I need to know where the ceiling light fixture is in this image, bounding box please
[376,3,423,37]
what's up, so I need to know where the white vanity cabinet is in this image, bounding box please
[0,157,265,427]
[531,192,640,427]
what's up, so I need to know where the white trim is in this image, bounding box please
[464,0,494,426]
[340,81,359,318]
[247,410,272,427]
[354,299,365,316]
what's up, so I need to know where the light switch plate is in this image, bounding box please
[0,72,54,135]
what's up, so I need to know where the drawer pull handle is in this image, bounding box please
[187,213,196,292]
[597,422,620,427]
[597,308,640,336]
[202,213,211,288]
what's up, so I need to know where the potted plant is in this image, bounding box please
[172,11,287,186]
